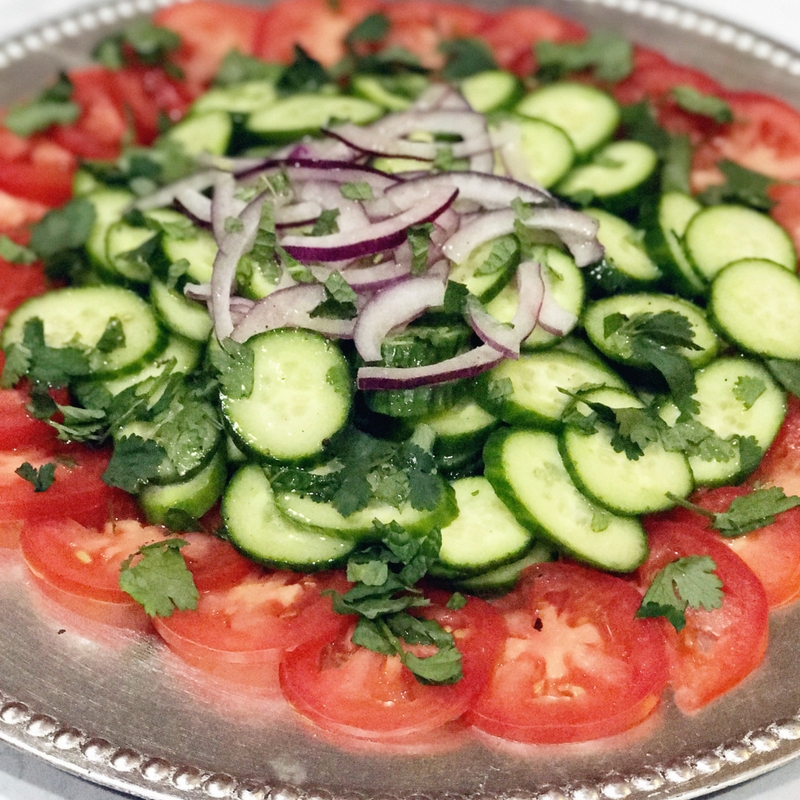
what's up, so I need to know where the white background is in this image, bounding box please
[0,0,799,799]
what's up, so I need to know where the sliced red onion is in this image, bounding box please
[537,286,579,338]
[315,259,412,294]
[354,274,447,363]
[174,187,212,224]
[230,283,357,343]
[298,181,371,233]
[357,344,504,390]
[210,192,266,341]
[279,186,457,263]
[443,208,516,265]
[132,168,220,211]
[412,83,472,111]
[210,172,238,249]
[274,200,322,228]
[466,261,544,358]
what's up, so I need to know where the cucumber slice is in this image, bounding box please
[165,110,233,156]
[561,386,693,515]
[274,475,458,541]
[684,203,796,281]
[475,348,627,429]
[434,476,534,577]
[350,74,429,111]
[454,541,556,595]
[709,258,800,360]
[138,447,227,528]
[583,208,661,294]
[223,463,354,571]
[2,285,166,379]
[247,93,383,142]
[150,278,213,342]
[659,356,786,486]
[105,220,157,285]
[514,82,619,157]
[448,234,520,302]
[490,116,575,189]
[460,70,522,113]
[160,221,218,285]
[484,427,648,572]
[422,396,499,459]
[191,80,278,115]
[221,328,353,464]
[557,140,658,212]
[583,292,720,369]
[84,188,136,272]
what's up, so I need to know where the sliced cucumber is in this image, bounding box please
[514,82,620,157]
[560,386,693,515]
[709,258,800,360]
[684,203,796,281]
[484,427,649,572]
[448,234,520,302]
[165,110,233,156]
[2,285,166,379]
[223,463,354,571]
[433,476,534,577]
[454,541,556,595]
[460,70,522,113]
[191,80,278,115]
[221,328,353,464]
[84,188,136,272]
[150,278,213,342]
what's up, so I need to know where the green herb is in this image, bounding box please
[603,310,701,417]
[764,358,800,400]
[102,434,166,493]
[46,404,108,444]
[637,555,723,631]
[277,45,331,95]
[734,375,767,410]
[119,539,199,617]
[407,222,435,274]
[4,73,79,136]
[474,235,519,277]
[344,12,390,48]
[441,280,470,316]
[328,521,463,685]
[340,181,374,201]
[310,208,341,236]
[15,461,56,492]
[698,159,776,211]
[93,20,182,75]
[311,271,359,320]
[671,86,733,123]
[0,236,37,265]
[95,317,126,354]
[214,50,285,86]
[439,38,497,80]
[29,198,96,261]
[536,32,633,82]
[208,337,255,400]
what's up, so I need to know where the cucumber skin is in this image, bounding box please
[483,427,649,572]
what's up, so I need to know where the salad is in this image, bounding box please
[1,0,800,756]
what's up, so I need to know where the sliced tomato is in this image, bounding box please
[255,0,382,68]
[0,132,75,207]
[768,183,800,256]
[154,569,348,684]
[0,190,49,234]
[0,257,48,326]
[478,7,586,77]
[468,561,668,743]
[50,67,128,161]
[21,518,251,629]
[378,1,490,70]
[636,520,769,713]
[0,387,59,453]
[154,1,263,88]
[752,393,800,494]
[110,66,196,145]
[280,592,505,740]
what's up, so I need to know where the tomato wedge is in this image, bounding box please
[469,561,668,743]
[636,520,769,713]
[280,592,504,740]
[153,569,348,683]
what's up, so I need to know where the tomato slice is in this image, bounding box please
[0,190,49,233]
[0,257,49,327]
[768,183,800,256]
[636,520,769,712]
[468,561,668,743]
[154,1,263,88]
[255,0,382,68]
[280,592,505,740]
[154,569,348,684]
[478,7,586,77]
[751,393,800,495]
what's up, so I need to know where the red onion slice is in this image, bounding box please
[354,274,447,363]
[132,168,220,211]
[279,186,457,263]
[357,344,504,390]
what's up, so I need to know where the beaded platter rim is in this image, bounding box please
[1,1,800,799]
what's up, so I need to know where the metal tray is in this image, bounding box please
[1,1,800,799]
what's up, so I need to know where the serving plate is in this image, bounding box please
[2,1,800,799]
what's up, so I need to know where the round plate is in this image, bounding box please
[2,2,800,799]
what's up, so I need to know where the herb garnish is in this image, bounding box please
[4,73,80,137]
[15,462,56,493]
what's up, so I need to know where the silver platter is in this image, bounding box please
[1,2,800,799]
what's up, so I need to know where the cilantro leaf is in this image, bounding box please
[637,555,723,631]
[277,45,330,95]
[698,159,776,211]
[310,208,341,236]
[344,12,390,48]
[536,32,633,82]
[438,38,497,80]
[340,181,374,201]
[734,375,766,410]
[671,86,733,123]
[119,539,199,617]
[4,73,80,136]
[310,271,358,320]
[93,20,182,74]
[407,222,435,275]
[102,434,165,493]
[29,198,96,261]
[0,236,37,265]
[15,461,56,492]
[208,337,254,399]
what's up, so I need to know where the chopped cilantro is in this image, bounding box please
[208,337,255,399]
[4,73,79,136]
[734,375,766,410]
[0,236,37,265]
[103,434,165,493]
[15,461,56,492]
[407,222,435,274]
[311,271,359,320]
[637,555,723,631]
[29,198,96,262]
[119,539,199,617]
[340,181,374,201]
[213,50,285,86]
[698,159,776,211]
[344,12,390,48]
[310,208,341,236]
[277,45,331,95]
[439,38,497,80]
[764,358,800,400]
[535,32,633,83]
[328,521,463,685]
[95,317,127,354]
[474,235,519,277]
[93,20,182,75]
[671,86,733,123]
